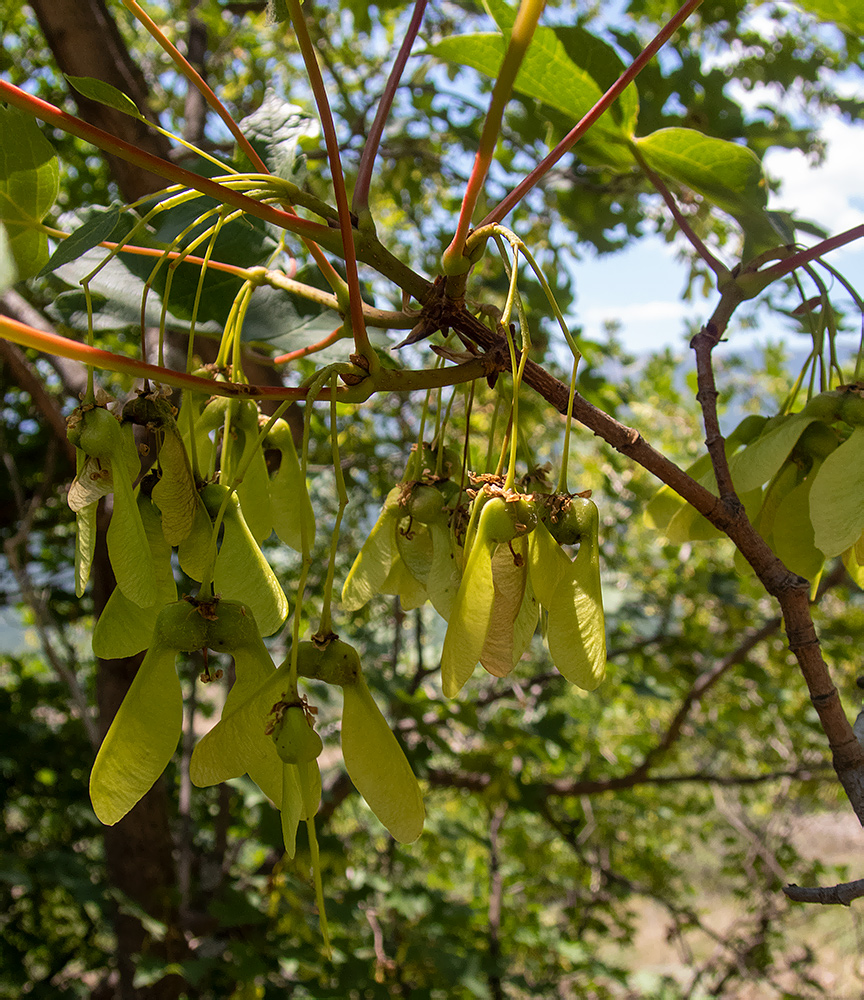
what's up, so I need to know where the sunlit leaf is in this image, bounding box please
[0,105,59,280]
[342,487,402,611]
[810,425,864,557]
[92,495,178,659]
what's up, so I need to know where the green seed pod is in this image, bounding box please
[68,404,121,457]
[545,495,595,546]
[153,599,212,652]
[297,637,362,687]
[205,599,262,653]
[405,482,446,525]
[794,421,839,462]
[271,704,323,764]
[480,497,520,543]
[839,391,864,427]
[728,413,770,447]
[802,390,844,423]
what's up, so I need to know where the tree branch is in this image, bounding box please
[784,878,864,905]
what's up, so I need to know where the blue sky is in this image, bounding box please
[573,100,864,356]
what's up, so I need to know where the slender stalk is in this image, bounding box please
[0,81,339,249]
[480,0,704,227]
[759,224,864,283]
[284,0,375,367]
[442,0,547,274]
[631,143,728,279]
[120,0,269,174]
[353,0,429,216]
[273,326,345,364]
[317,377,350,637]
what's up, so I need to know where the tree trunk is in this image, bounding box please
[28,0,173,200]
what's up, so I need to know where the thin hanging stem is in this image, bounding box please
[317,376,349,637]
[556,356,579,494]
[284,0,375,368]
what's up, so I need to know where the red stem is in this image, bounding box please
[285,0,373,364]
[0,81,339,249]
[352,0,429,216]
[273,326,344,364]
[760,224,864,282]
[480,0,704,227]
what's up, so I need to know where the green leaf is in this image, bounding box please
[237,89,317,181]
[0,221,17,292]
[636,128,783,255]
[89,641,182,825]
[92,495,178,659]
[206,488,289,636]
[0,105,59,281]
[810,425,864,557]
[224,402,273,545]
[772,466,825,581]
[440,501,500,698]
[545,501,606,691]
[38,205,122,278]
[792,0,864,35]
[479,539,531,678]
[728,413,817,494]
[268,418,316,553]
[482,0,639,133]
[190,640,284,806]
[527,520,571,607]
[75,502,97,598]
[64,75,144,119]
[425,523,463,620]
[341,674,425,843]
[428,31,632,166]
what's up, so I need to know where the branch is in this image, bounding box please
[690,300,864,824]
[784,878,864,905]
[481,0,704,227]
[636,616,783,776]
[424,765,830,797]
[446,303,864,822]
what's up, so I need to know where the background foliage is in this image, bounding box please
[2,0,864,997]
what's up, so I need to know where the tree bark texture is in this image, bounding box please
[28,0,172,200]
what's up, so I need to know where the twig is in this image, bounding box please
[481,0,704,227]
[784,878,864,905]
[353,0,428,216]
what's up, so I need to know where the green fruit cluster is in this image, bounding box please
[72,390,424,864]
[646,394,864,589]
[343,456,607,699]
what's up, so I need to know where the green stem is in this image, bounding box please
[481,0,705,226]
[317,377,349,637]
[556,356,579,494]
[0,81,338,248]
[120,0,270,174]
[296,765,331,956]
[353,0,429,216]
[441,0,546,274]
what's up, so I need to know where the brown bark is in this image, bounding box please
[28,0,173,200]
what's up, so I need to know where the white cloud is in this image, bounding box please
[765,118,864,238]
